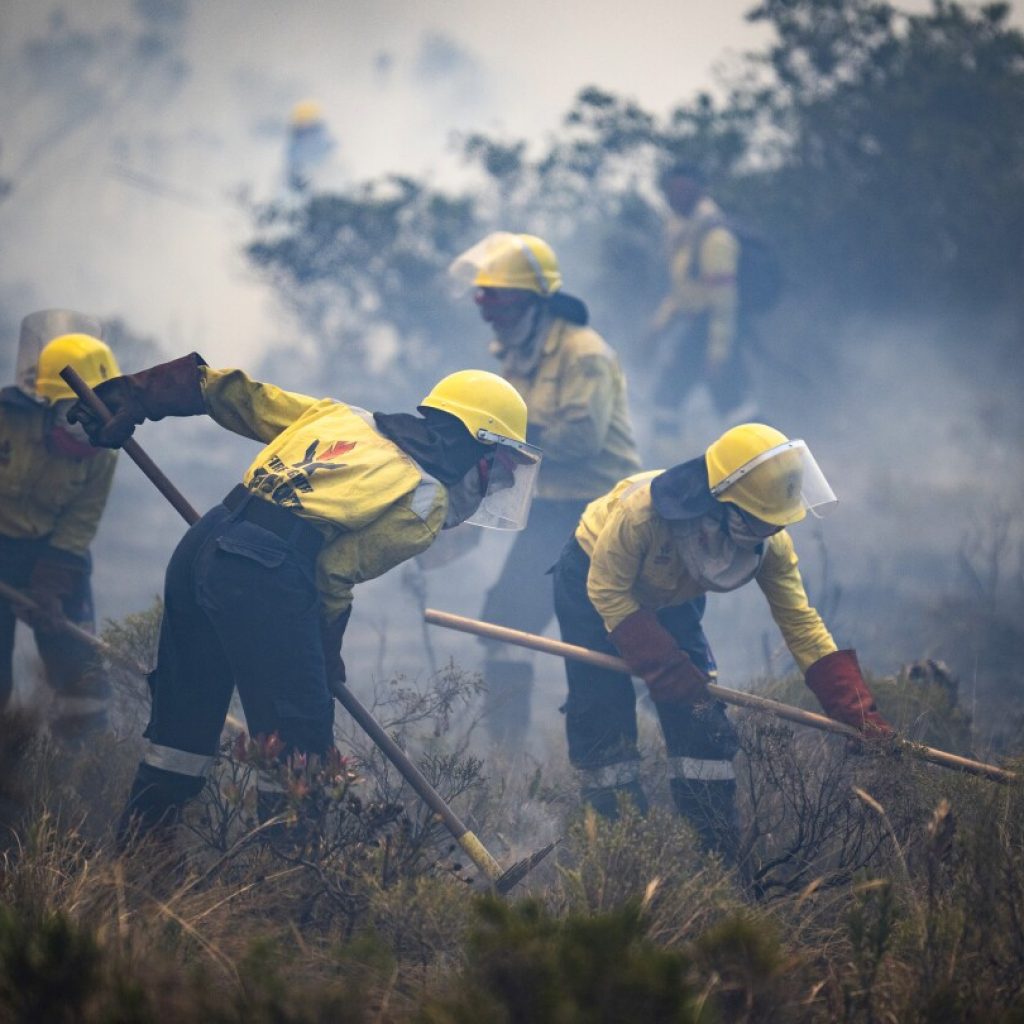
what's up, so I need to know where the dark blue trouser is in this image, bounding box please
[652,312,750,416]
[145,497,334,765]
[480,498,588,744]
[552,538,740,854]
[120,493,337,842]
[552,537,736,769]
[0,535,108,716]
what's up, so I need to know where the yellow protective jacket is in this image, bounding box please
[0,390,117,557]
[492,319,640,501]
[650,197,739,369]
[201,368,448,620]
[575,472,836,672]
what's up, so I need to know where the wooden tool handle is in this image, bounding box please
[60,365,201,526]
[424,608,1015,784]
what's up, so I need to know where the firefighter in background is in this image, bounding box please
[69,355,540,844]
[551,423,891,858]
[284,99,337,194]
[0,311,120,740]
[645,162,752,459]
[450,233,641,747]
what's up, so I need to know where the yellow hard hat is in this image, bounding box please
[466,233,562,295]
[290,99,323,128]
[35,333,121,403]
[419,369,528,443]
[705,423,836,527]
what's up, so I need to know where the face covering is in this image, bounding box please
[494,301,553,377]
[48,402,100,460]
[443,459,487,529]
[724,505,781,548]
[673,512,767,593]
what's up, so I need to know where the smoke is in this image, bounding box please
[2,1,1021,745]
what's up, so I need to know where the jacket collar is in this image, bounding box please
[649,456,722,522]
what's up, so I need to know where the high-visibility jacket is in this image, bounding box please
[201,368,448,619]
[0,389,117,557]
[492,319,640,501]
[575,472,836,672]
[650,197,739,369]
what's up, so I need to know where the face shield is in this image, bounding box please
[466,429,543,530]
[447,232,557,297]
[710,439,837,526]
[16,309,103,398]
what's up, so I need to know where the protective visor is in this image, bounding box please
[447,232,554,297]
[710,439,837,526]
[16,309,103,398]
[467,430,543,530]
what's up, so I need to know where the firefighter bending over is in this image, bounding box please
[551,423,891,860]
[70,355,540,845]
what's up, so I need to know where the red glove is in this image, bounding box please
[610,609,709,704]
[67,353,207,448]
[805,649,892,736]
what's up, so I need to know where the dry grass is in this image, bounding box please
[2,599,1024,1021]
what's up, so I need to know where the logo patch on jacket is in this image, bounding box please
[251,439,350,508]
[653,542,672,565]
[317,440,357,461]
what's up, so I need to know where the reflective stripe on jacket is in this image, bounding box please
[492,319,640,501]
[575,472,836,671]
[0,390,117,556]
[650,197,740,367]
[201,367,447,618]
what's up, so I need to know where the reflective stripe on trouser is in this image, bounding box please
[577,761,648,819]
[669,755,736,782]
[552,537,723,770]
[576,761,642,792]
[143,742,215,777]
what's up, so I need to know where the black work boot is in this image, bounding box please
[484,659,533,748]
[670,776,739,863]
[582,780,650,820]
[116,763,203,852]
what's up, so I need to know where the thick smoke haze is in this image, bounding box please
[2,0,1022,748]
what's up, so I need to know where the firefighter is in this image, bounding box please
[284,98,337,194]
[450,232,641,747]
[0,311,120,740]
[551,422,891,859]
[645,162,751,458]
[68,355,540,843]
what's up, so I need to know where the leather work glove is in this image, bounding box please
[609,608,710,704]
[67,352,208,448]
[23,553,86,631]
[805,649,893,737]
[321,608,352,696]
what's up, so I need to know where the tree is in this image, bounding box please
[244,0,1024,391]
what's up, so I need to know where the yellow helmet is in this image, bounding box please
[706,423,837,526]
[451,232,562,296]
[290,99,323,128]
[419,369,528,443]
[35,334,121,403]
